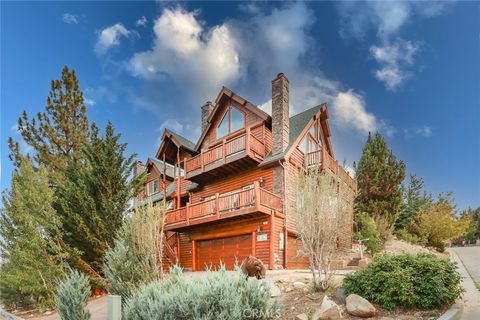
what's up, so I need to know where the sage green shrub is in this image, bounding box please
[123,266,281,320]
[355,213,383,253]
[344,253,463,310]
[55,270,91,320]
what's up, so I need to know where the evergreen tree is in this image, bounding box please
[354,132,406,238]
[8,66,89,174]
[54,123,145,277]
[395,174,433,230]
[0,159,67,309]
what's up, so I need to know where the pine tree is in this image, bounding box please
[395,174,433,230]
[354,132,406,238]
[8,66,89,174]
[0,159,67,309]
[54,123,145,277]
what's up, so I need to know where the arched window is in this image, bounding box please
[216,105,245,139]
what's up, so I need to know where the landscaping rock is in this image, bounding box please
[293,281,306,289]
[270,283,281,297]
[311,296,342,320]
[333,287,347,303]
[296,313,308,320]
[346,294,377,318]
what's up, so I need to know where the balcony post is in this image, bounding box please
[183,157,187,176]
[186,202,190,225]
[254,181,261,210]
[223,138,226,164]
[246,127,251,156]
[215,193,220,219]
[321,147,326,171]
[200,150,204,173]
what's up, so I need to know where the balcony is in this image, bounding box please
[164,182,282,230]
[184,125,268,183]
[304,148,357,192]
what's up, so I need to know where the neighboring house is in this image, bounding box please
[134,73,357,271]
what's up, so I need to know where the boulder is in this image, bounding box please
[296,313,308,320]
[270,283,281,297]
[311,296,342,320]
[346,294,377,318]
[293,281,306,289]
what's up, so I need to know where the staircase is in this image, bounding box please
[346,257,361,267]
[164,231,179,266]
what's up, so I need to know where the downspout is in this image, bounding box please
[279,159,288,269]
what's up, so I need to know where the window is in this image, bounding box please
[298,120,322,154]
[148,179,159,195]
[216,105,245,139]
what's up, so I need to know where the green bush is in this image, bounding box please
[355,213,383,253]
[395,228,424,245]
[55,270,91,320]
[344,253,463,310]
[104,238,156,300]
[123,266,281,320]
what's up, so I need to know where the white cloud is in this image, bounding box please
[159,119,184,133]
[129,8,240,104]
[124,3,393,167]
[404,125,432,139]
[95,23,136,55]
[370,39,420,90]
[336,2,452,90]
[62,13,79,24]
[84,97,96,106]
[332,90,377,134]
[136,16,147,27]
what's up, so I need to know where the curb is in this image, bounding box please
[437,302,463,320]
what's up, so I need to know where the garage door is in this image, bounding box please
[287,236,309,269]
[196,234,252,270]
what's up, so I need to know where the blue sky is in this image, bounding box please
[1,1,479,210]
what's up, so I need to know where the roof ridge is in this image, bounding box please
[289,103,324,120]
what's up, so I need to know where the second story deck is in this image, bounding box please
[164,181,282,231]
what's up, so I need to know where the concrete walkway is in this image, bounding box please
[448,249,480,320]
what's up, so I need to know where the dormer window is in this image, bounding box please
[147,179,159,195]
[216,106,245,139]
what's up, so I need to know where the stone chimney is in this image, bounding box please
[133,160,146,177]
[271,73,290,155]
[201,101,215,132]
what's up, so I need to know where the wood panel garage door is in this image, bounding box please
[287,236,309,269]
[196,234,252,270]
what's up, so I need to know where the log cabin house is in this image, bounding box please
[134,73,357,271]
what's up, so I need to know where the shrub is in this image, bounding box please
[395,228,424,245]
[55,270,91,320]
[344,253,463,310]
[355,213,382,253]
[123,266,281,320]
[104,239,155,300]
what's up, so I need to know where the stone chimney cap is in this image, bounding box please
[274,72,289,82]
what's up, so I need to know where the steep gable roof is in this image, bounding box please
[194,86,271,150]
[146,158,176,180]
[156,129,196,160]
[260,103,333,166]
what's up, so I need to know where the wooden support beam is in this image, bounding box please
[269,214,275,270]
[192,240,196,271]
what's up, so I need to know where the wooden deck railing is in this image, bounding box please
[304,148,357,191]
[185,125,267,176]
[164,182,282,227]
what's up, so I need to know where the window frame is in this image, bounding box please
[215,104,246,140]
[147,179,159,195]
